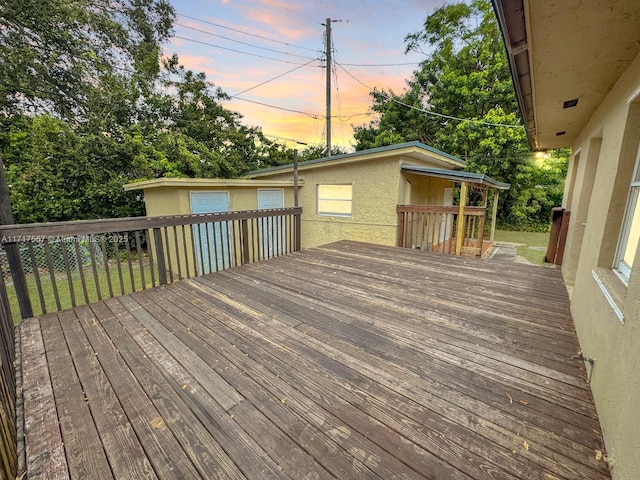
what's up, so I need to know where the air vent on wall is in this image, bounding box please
[556,131,566,136]
[563,99,579,108]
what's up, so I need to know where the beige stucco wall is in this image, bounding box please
[142,185,296,216]
[561,50,640,480]
[260,157,404,249]
[403,173,453,206]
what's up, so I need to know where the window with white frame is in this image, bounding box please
[317,184,352,216]
[614,146,640,284]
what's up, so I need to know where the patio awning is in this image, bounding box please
[401,164,511,190]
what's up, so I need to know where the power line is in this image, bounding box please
[173,35,321,66]
[229,58,320,97]
[339,61,420,67]
[175,22,318,61]
[336,63,524,129]
[176,12,318,53]
[229,95,321,119]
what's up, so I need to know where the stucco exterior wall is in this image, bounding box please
[562,50,640,480]
[403,174,453,206]
[260,157,404,249]
[142,185,295,216]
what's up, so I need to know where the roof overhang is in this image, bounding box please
[246,142,466,178]
[492,0,640,151]
[123,178,302,191]
[401,165,510,190]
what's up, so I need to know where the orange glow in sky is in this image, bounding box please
[167,0,443,150]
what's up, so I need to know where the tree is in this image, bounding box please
[298,144,350,161]
[0,2,294,223]
[353,0,568,228]
[0,0,175,118]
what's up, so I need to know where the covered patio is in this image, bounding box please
[398,165,510,256]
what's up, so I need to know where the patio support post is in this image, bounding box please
[455,181,468,255]
[490,190,500,243]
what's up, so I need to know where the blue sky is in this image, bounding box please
[165,0,445,150]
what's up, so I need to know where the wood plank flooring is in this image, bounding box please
[18,241,610,479]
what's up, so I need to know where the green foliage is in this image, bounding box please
[1,115,144,223]
[0,0,175,118]
[353,0,569,228]
[298,144,350,161]
[0,2,293,224]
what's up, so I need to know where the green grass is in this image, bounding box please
[494,229,551,265]
[6,260,156,324]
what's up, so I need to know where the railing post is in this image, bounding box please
[0,153,32,319]
[153,227,168,285]
[396,207,405,247]
[4,244,32,319]
[490,190,499,243]
[241,219,250,265]
[455,182,468,255]
[294,211,301,252]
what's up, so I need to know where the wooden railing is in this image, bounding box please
[0,206,300,479]
[0,271,16,480]
[397,205,486,256]
[0,207,302,322]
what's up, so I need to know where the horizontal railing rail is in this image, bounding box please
[397,205,486,256]
[0,207,302,322]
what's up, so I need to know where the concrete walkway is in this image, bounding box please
[485,241,519,262]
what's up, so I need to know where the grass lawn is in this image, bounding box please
[6,260,156,324]
[494,230,551,265]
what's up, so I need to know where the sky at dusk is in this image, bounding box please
[166,0,447,150]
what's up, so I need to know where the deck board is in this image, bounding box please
[18,241,610,479]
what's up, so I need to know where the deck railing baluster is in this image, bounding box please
[135,231,147,289]
[26,243,46,315]
[113,241,126,295]
[124,234,136,291]
[181,225,190,278]
[73,241,90,305]
[59,239,76,308]
[42,240,61,311]
[162,227,174,284]
[172,226,182,280]
[99,238,114,298]
[88,237,102,301]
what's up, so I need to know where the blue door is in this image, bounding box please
[190,192,232,274]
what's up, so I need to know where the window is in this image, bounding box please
[614,146,640,284]
[317,184,352,216]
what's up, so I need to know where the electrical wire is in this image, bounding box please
[336,63,524,129]
[229,95,321,119]
[177,12,318,53]
[228,58,320,97]
[175,22,318,61]
[173,35,321,66]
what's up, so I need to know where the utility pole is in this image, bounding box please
[325,17,332,157]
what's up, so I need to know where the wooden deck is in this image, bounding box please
[17,241,610,480]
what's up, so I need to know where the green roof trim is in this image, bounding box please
[401,164,511,190]
[246,141,466,177]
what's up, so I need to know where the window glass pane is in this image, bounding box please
[317,185,352,216]
[622,190,640,267]
[318,185,352,200]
